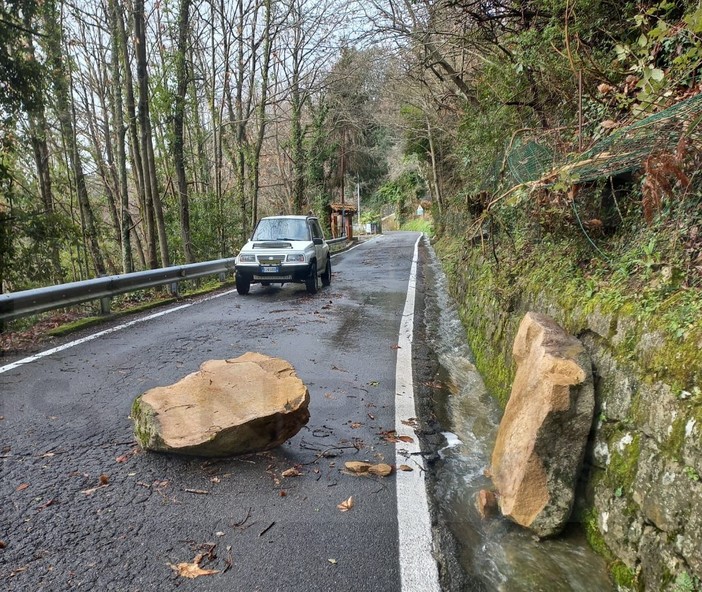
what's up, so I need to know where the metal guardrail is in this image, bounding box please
[0,258,237,323]
[0,237,353,325]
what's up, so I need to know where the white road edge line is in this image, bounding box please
[395,235,441,592]
[3,235,365,374]
[0,288,239,375]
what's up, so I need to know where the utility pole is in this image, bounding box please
[356,181,360,230]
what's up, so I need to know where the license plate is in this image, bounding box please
[260,266,280,273]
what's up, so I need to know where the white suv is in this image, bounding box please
[234,215,331,295]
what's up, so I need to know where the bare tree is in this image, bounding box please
[358,0,477,103]
[275,0,348,213]
[174,0,195,263]
[42,0,106,277]
[134,0,169,268]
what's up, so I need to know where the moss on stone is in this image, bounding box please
[611,561,641,591]
[46,316,105,336]
[581,507,614,561]
[606,432,641,491]
[131,395,158,449]
[665,415,688,462]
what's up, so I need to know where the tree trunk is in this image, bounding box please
[120,2,158,269]
[43,0,106,277]
[26,67,63,282]
[135,0,169,268]
[250,0,273,229]
[174,0,194,263]
[291,69,305,214]
[109,0,134,273]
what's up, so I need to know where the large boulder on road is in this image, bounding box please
[131,352,310,457]
[490,312,594,538]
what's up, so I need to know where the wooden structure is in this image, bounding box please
[329,202,357,240]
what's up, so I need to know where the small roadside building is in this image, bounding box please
[329,202,357,240]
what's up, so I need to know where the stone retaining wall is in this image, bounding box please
[435,240,702,591]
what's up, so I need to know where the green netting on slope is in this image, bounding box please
[506,138,555,185]
[558,92,702,184]
[481,138,555,192]
[485,93,702,195]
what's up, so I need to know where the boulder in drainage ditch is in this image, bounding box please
[490,312,594,538]
[131,352,310,457]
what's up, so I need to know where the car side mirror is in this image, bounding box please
[313,237,323,245]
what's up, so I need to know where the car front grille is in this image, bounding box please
[257,255,285,265]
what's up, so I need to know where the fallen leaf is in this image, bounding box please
[169,562,220,579]
[99,474,109,485]
[223,546,233,573]
[282,467,301,478]
[184,488,209,495]
[37,499,56,510]
[398,435,414,443]
[115,454,130,463]
[16,483,29,492]
[337,496,354,512]
[0,540,6,549]
[401,418,418,428]
[380,430,399,443]
[328,558,337,564]
[279,490,287,497]
[42,452,55,458]
[215,531,225,537]
[398,464,414,472]
[350,422,363,429]
[210,476,221,484]
[369,381,379,387]
[390,344,401,350]
[367,413,375,420]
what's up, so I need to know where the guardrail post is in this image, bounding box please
[169,282,179,297]
[219,272,226,282]
[100,295,112,315]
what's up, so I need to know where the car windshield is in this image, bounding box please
[252,218,309,241]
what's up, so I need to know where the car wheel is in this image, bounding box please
[306,262,318,294]
[321,256,331,287]
[236,273,250,295]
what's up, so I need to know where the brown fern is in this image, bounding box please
[641,144,691,224]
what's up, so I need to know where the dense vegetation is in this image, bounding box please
[2,0,700,299]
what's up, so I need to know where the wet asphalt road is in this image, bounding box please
[0,232,428,592]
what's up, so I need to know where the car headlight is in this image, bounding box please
[239,254,256,263]
[287,253,305,262]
